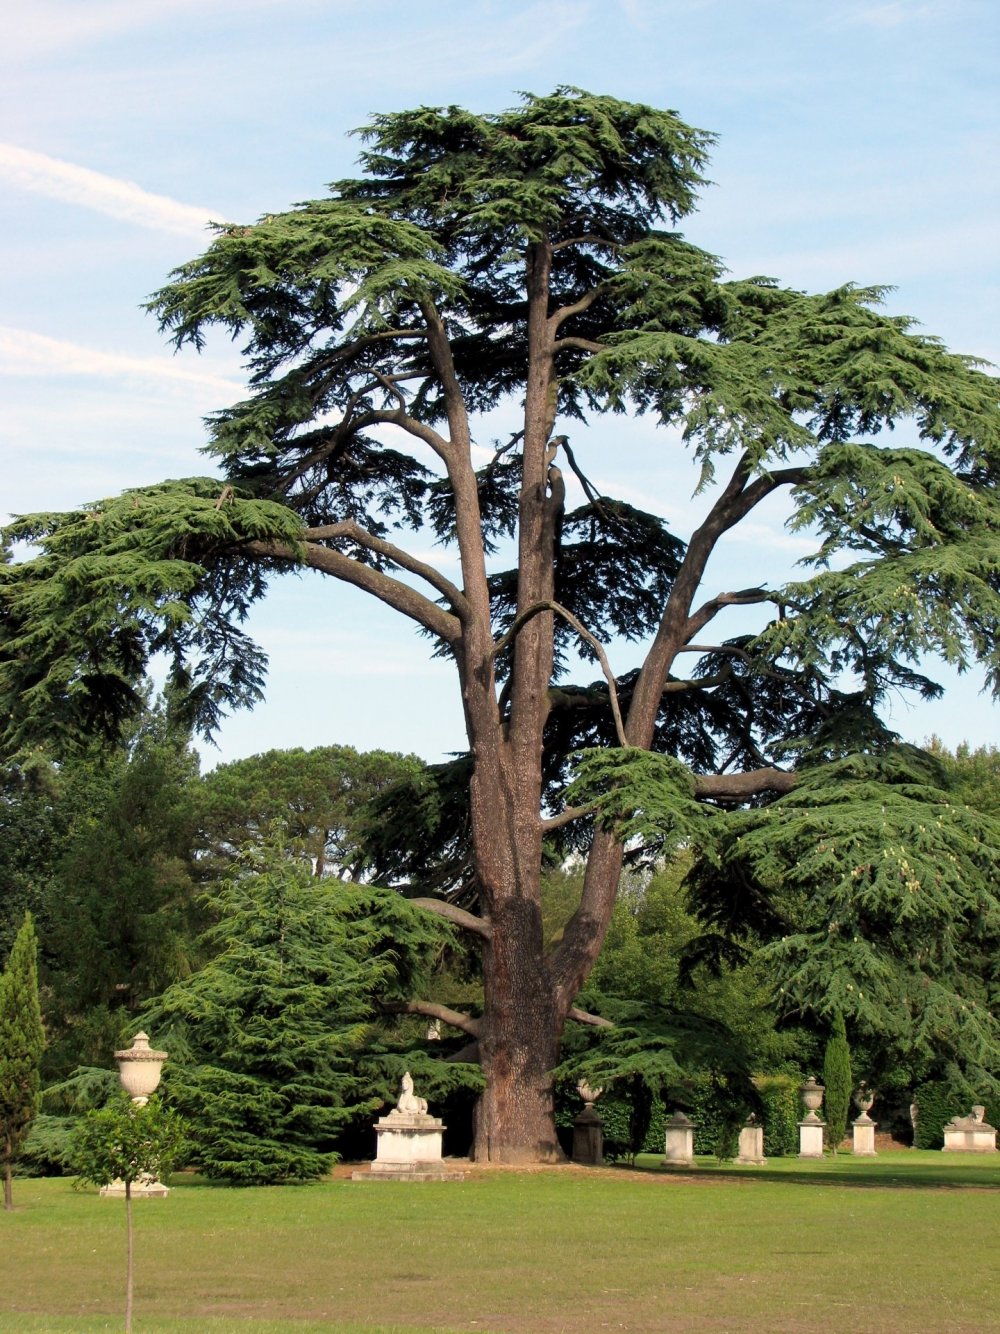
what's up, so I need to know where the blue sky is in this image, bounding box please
[2,0,998,767]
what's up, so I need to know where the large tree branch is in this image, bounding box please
[685,587,776,640]
[625,459,808,745]
[382,999,482,1038]
[549,287,603,332]
[694,767,796,800]
[302,520,470,618]
[551,234,620,253]
[567,1005,614,1029]
[553,336,607,355]
[364,408,452,461]
[541,803,595,832]
[243,538,462,644]
[494,600,627,746]
[410,897,493,941]
[542,763,796,833]
[418,297,471,454]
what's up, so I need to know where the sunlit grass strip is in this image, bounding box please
[3,1155,999,1333]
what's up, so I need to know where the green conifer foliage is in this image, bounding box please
[822,1011,853,1149]
[141,831,450,1183]
[0,912,45,1208]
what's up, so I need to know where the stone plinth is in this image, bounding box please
[663,1111,696,1168]
[943,1106,997,1153]
[798,1119,825,1158]
[852,1114,878,1157]
[100,1176,170,1199]
[736,1120,766,1166]
[572,1105,604,1166]
[352,1073,465,1181]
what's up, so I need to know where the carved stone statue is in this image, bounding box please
[396,1072,428,1115]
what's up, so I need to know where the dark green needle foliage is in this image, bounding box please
[140,831,449,1183]
[0,913,45,1208]
[684,747,1000,1097]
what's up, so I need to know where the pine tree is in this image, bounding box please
[822,1011,853,1150]
[0,912,45,1208]
[140,830,453,1183]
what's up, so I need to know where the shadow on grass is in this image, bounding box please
[623,1150,1000,1191]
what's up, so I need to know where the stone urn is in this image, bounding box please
[800,1076,825,1123]
[576,1079,603,1109]
[114,1032,168,1106]
[101,1033,170,1198]
[854,1083,876,1120]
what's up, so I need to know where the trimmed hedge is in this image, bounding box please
[913,1080,1000,1150]
[560,1072,803,1162]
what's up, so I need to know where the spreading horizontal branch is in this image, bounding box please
[410,897,493,940]
[243,538,462,645]
[693,767,796,800]
[686,586,775,639]
[541,804,595,833]
[383,999,482,1038]
[567,1006,614,1029]
[302,520,470,618]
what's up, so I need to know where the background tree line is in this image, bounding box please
[3,706,998,1180]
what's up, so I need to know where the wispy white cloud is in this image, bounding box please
[732,521,815,556]
[833,1,943,28]
[6,0,329,58]
[257,625,451,678]
[0,144,224,236]
[0,325,241,395]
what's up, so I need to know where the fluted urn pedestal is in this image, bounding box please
[852,1084,878,1157]
[798,1076,826,1159]
[100,1033,170,1198]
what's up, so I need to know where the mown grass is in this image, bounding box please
[2,1152,999,1332]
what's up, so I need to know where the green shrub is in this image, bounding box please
[756,1074,801,1157]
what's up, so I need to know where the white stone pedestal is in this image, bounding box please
[663,1112,696,1168]
[352,1075,465,1181]
[943,1107,997,1153]
[100,1176,169,1198]
[798,1119,825,1158]
[852,1115,877,1156]
[736,1121,766,1165]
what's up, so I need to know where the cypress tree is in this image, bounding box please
[0,912,45,1208]
[822,1011,853,1151]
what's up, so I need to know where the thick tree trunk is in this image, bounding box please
[473,900,564,1163]
[3,1153,12,1211]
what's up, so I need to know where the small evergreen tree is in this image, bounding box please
[822,1011,853,1150]
[0,912,45,1208]
[141,830,451,1183]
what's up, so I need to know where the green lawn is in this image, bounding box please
[2,1153,999,1333]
